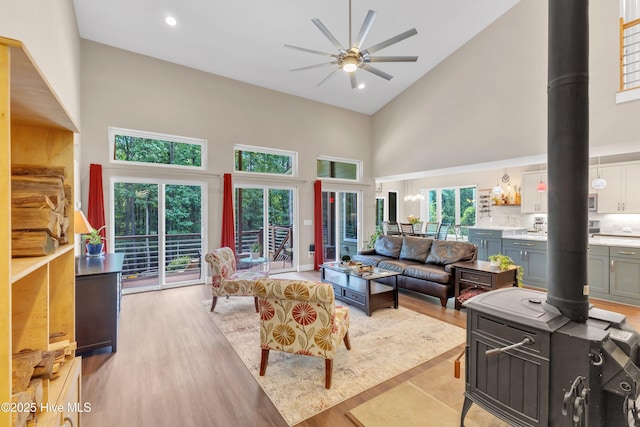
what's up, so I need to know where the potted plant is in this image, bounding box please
[250,243,261,259]
[488,253,524,286]
[82,226,106,256]
[341,255,351,265]
[365,230,382,249]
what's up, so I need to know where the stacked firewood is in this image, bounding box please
[11,165,71,257]
[10,335,77,427]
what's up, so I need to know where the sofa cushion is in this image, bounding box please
[378,259,421,273]
[374,235,404,258]
[426,240,477,265]
[351,254,391,266]
[399,236,433,263]
[403,264,451,285]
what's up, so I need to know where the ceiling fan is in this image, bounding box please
[285,0,418,89]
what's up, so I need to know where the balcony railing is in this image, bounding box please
[114,233,202,281]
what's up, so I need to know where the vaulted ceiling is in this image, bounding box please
[73,0,519,115]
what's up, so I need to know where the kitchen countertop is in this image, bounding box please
[501,233,640,248]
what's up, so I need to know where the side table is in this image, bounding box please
[453,260,517,310]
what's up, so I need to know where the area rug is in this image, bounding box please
[205,297,466,426]
[346,354,509,427]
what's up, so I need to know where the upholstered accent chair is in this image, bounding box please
[255,278,351,389]
[204,247,266,312]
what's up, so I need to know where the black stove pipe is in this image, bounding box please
[546,0,590,322]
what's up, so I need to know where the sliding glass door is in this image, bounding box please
[112,178,205,293]
[235,185,295,273]
[322,190,361,261]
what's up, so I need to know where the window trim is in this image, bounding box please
[234,144,298,177]
[424,185,477,226]
[108,126,207,171]
[317,155,363,182]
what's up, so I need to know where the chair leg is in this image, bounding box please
[439,297,447,308]
[210,296,218,312]
[259,349,270,376]
[325,359,333,389]
[343,331,351,350]
[254,296,259,313]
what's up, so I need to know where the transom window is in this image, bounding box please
[317,156,361,181]
[234,145,297,176]
[109,127,205,169]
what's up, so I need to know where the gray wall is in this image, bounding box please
[80,41,374,267]
[372,0,640,180]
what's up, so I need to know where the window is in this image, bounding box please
[424,186,477,236]
[342,192,358,241]
[235,145,296,176]
[618,0,640,102]
[109,127,205,169]
[317,156,361,181]
[375,197,385,231]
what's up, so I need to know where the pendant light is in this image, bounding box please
[591,157,607,189]
[537,163,547,192]
[404,179,424,202]
[492,170,503,195]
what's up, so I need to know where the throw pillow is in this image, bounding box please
[399,236,433,262]
[374,235,404,258]
[426,241,476,265]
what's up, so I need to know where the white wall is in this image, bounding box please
[80,40,374,266]
[0,0,81,124]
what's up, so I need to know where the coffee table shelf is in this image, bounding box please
[320,262,400,316]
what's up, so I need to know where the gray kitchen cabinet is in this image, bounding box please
[587,244,610,296]
[467,229,502,261]
[502,238,548,289]
[609,246,640,304]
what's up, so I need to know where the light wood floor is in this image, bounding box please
[80,272,640,427]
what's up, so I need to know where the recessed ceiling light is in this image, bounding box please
[165,16,177,26]
[358,83,366,90]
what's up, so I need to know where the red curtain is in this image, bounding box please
[87,163,107,252]
[313,180,324,270]
[221,173,236,254]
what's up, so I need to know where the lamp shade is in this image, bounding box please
[74,210,93,235]
[492,185,503,195]
[537,180,547,192]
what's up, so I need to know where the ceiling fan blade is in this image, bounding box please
[311,19,345,51]
[317,67,340,87]
[353,10,377,50]
[284,44,338,58]
[363,28,418,54]
[361,64,393,81]
[349,72,358,89]
[366,56,418,63]
[290,62,338,72]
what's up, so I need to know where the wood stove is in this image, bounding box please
[461,287,640,426]
[461,1,640,425]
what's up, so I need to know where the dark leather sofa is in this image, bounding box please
[352,235,478,307]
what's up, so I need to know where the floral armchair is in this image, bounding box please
[255,278,351,389]
[204,247,266,312]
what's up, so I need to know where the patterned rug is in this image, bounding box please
[206,296,466,426]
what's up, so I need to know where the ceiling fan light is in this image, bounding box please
[592,177,607,189]
[342,61,358,73]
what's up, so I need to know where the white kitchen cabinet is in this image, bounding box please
[520,172,548,213]
[596,164,640,213]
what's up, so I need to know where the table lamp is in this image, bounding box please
[74,210,93,255]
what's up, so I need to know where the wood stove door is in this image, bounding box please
[465,312,550,427]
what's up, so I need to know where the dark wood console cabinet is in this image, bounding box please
[75,253,125,354]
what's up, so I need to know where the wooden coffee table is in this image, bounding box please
[320,262,400,316]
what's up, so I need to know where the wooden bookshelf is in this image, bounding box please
[1,37,81,427]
